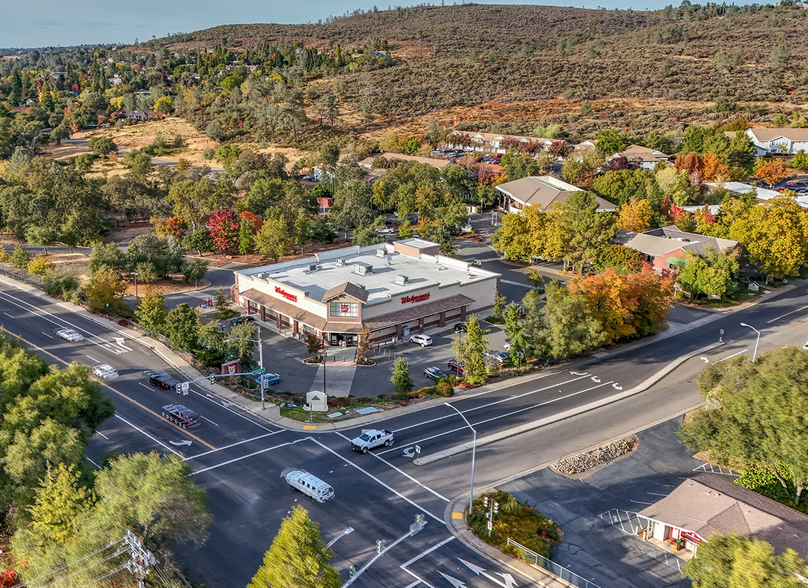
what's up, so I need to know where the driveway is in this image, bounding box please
[498,418,712,588]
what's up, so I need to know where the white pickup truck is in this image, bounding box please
[351,429,394,453]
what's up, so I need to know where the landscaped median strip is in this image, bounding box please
[416,340,725,465]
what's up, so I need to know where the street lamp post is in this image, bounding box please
[445,402,476,514]
[739,322,761,362]
[131,272,139,301]
[224,326,265,409]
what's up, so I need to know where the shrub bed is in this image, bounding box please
[467,490,560,559]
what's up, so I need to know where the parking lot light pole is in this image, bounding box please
[445,402,476,514]
[740,322,760,362]
[224,326,265,409]
[131,272,139,301]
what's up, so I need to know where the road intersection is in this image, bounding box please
[1,273,808,587]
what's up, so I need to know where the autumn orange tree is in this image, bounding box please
[616,198,654,232]
[753,157,789,186]
[701,153,728,182]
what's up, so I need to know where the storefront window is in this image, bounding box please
[330,301,359,317]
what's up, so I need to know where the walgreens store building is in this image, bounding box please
[232,239,500,346]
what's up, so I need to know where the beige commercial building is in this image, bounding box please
[232,239,501,346]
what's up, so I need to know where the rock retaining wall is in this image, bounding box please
[550,435,638,477]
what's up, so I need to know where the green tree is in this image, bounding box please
[27,463,90,546]
[163,303,199,351]
[122,150,153,178]
[504,303,528,367]
[390,357,414,394]
[135,289,168,333]
[225,323,258,368]
[294,209,311,253]
[791,150,808,171]
[9,245,31,269]
[492,292,507,321]
[541,282,606,358]
[182,259,208,286]
[181,227,214,256]
[88,242,127,275]
[88,137,118,157]
[0,247,10,265]
[452,315,489,384]
[254,216,290,262]
[25,226,58,255]
[684,533,807,588]
[595,129,629,155]
[556,192,617,272]
[352,224,384,247]
[675,247,740,299]
[214,288,237,320]
[248,505,340,588]
[679,346,808,505]
[27,255,55,276]
[238,219,254,256]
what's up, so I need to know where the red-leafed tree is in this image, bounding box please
[206,210,241,253]
[675,152,702,176]
[548,140,570,158]
[0,571,18,588]
[153,216,188,240]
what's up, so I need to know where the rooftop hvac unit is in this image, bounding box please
[395,274,408,285]
[335,258,344,266]
[308,264,318,271]
[353,262,373,276]
[376,249,386,258]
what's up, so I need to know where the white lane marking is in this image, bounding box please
[499,279,532,288]
[767,305,808,324]
[720,349,748,361]
[96,430,109,440]
[3,312,14,318]
[184,431,278,461]
[114,337,133,351]
[400,535,455,571]
[41,331,54,339]
[87,456,102,470]
[647,492,669,497]
[200,415,219,426]
[191,439,306,475]
[86,355,99,363]
[403,581,422,588]
[310,437,444,525]
[334,432,449,503]
[189,387,277,433]
[138,382,152,390]
[378,380,614,456]
[0,289,127,355]
[390,373,592,435]
[630,500,652,505]
[115,414,181,456]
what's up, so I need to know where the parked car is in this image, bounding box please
[803,342,808,351]
[255,373,281,386]
[92,364,119,380]
[409,334,433,347]
[375,227,396,234]
[55,327,84,341]
[424,366,448,380]
[230,315,255,326]
[485,351,510,364]
[454,323,467,334]
[447,359,464,374]
[504,341,511,352]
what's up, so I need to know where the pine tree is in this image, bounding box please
[248,505,340,588]
[29,464,90,545]
[9,245,31,269]
[390,357,414,394]
[135,289,168,333]
[452,315,489,384]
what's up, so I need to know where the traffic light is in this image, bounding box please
[483,496,489,508]
[209,375,216,384]
[493,501,499,515]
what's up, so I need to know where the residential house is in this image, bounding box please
[446,131,556,155]
[704,181,808,208]
[609,144,670,170]
[495,176,615,213]
[124,110,149,122]
[615,226,738,271]
[637,473,808,561]
[358,153,456,171]
[746,127,808,156]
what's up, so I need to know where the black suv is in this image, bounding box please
[454,323,467,333]
[230,315,256,326]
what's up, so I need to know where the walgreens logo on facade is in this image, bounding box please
[275,286,298,303]
[401,293,430,304]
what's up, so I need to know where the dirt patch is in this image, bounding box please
[125,277,210,297]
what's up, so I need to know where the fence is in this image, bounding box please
[506,538,601,588]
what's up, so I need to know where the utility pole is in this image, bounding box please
[122,530,157,588]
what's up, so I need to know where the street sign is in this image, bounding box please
[252,367,266,376]
[179,382,189,395]
[261,377,270,390]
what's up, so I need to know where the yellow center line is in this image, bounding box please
[790,319,808,330]
[6,329,216,450]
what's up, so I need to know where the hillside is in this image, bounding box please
[141,2,808,134]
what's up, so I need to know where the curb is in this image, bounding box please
[416,340,725,466]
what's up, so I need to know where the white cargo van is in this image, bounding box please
[280,467,335,503]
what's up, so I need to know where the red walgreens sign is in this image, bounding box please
[275,286,298,302]
[340,303,349,313]
[401,293,430,304]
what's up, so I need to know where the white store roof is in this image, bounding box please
[237,241,500,306]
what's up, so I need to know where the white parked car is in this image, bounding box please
[56,328,84,341]
[375,227,396,234]
[92,364,119,380]
[409,334,433,347]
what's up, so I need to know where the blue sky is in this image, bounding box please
[2,0,761,49]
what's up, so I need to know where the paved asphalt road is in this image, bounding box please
[1,270,808,585]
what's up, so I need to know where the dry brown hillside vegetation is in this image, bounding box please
[154,2,808,119]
